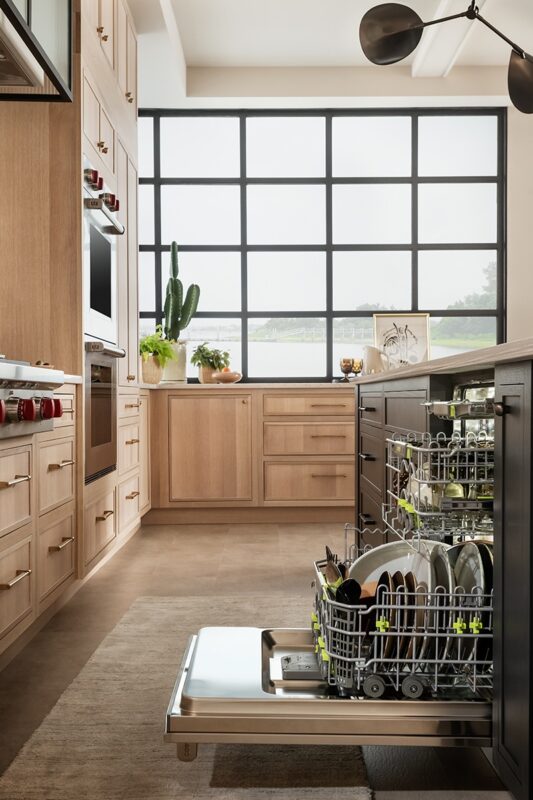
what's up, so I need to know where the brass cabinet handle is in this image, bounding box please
[96,510,114,522]
[126,491,140,500]
[101,146,109,154]
[48,460,75,471]
[0,474,31,490]
[49,536,75,553]
[124,403,141,409]
[0,569,31,590]
[311,474,347,479]
[125,438,140,445]
[97,26,109,41]
[310,434,347,438]
[310,403,347,408]
[61,408,75,415]
[494,401,509,417]
[126,92,134,103]
[127,374,136,381]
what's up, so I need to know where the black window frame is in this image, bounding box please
[138,107,507,383]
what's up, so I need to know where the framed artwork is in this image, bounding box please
[373,313,430,369]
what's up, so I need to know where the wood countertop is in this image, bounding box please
[355,336,533,385]
[139,382,356,391]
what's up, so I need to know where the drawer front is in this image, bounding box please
[84,489,116,566]
[0,531,33,639]
[118,473,140,533]
[54,393,75,429]
[118,394,141,419]
[38,437,75,515]
[38,507,75,601]
[0,445,32,538]
[264,422,355,456]
[264,462,355,502]
[118,423,140,475]
[359,426,384,497]
[263,394,355,417]
[358,393,384,427]
[384,391,427,434]
[359,490,387,548]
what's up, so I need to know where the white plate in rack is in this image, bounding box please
[349,539,449,591]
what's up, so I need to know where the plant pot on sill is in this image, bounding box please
[198,365,217,384]
[162,341,187,382]
[142,355,163,385]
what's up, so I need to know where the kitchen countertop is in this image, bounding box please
[355,336,533,385]
[139,381,356,390]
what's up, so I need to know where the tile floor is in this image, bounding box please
[0,523,510,798]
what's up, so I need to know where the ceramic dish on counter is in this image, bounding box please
[212,371,242,383]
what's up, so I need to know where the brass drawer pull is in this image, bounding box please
[124,403,141,409]
[359,453,375,461]
[0,569,31,590]
[310,434,347,438]
[358,406,376,412]
[310,403,347,408]
[125,438,140,445]
[61,408,75,415]
[96,510,114,522]
[127,374,136,382]
[126,491,140,500]
[311,473,347,479]
[49,536,75,553]
[0,474,31,490]
[49,460,75,471]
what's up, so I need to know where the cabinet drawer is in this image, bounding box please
[263,393,355,417]
[0,444,32,538]
[118,393,141,418]
[358,393,384,427]
[359,426,384,497]
[118,423,140,475]
[54,393,75,429]
[384,391,427,434]
[118,473,140,533]
[264,422,355,456]
[264,462,355,502]
[359,490,387,548]
[38,437,75,515]
[38,505,75,602]
[84,489,116,566]
[0,530,33,640]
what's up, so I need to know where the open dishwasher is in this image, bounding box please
[165,389,495,762]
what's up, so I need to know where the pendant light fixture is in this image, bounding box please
[359,1,533,113]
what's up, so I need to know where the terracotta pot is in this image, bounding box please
[198,365,217,384]
[162,341,187,382]
[142,355,163,384]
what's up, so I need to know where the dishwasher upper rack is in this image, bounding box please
[313,554,493,700]
[382,501,494,545]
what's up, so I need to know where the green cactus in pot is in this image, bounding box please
[163,241,200,342]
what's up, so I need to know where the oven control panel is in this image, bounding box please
[0,390,63,439]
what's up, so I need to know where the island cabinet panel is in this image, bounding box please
[168,395,253,502]
[263,422,355,456]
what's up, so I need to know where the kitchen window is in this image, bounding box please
[138,109,505,381]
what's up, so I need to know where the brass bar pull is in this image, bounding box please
[124,403,141,409]
[0,569,31,590]
[311,474,347,478]
[310,404,347,408]
[125,438,140,445]
[126,491,140,500]
[48,460,75,471]
[310,434,347,438]
[49,537,75,553]
[0,474,31,490]
[62,408,75,415]
[96,510,114,522]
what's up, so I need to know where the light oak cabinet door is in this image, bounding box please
[83,76,100,153]
[99,107,115,173]
[118,473,140,533]
[0,529,33,640]
[127,159,138,383]
[263,422,355,456]
[99,0,115,69]
[84,489,116,566]
[264,462,355,502]
[263,393,355,416]
[139,393,150,515]
[116,141,129,387]
[37,437,75,516]
[169,395,253,501]
[118,422,140,475]
[37,504,75,604]
[0,444,32,538]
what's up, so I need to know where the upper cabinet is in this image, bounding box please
[98,0,115,70]
[83,75,115,175]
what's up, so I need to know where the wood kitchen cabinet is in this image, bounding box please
[99,0,115,70]
[139,392,150,515]
[116,140,138,387]
[83,75,115,174]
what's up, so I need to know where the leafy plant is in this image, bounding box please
[139,325,176,368]
[190,342,230,371]
[163,241,200,341]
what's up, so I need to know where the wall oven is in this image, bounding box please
[85,340,125,484]
[83,159,125,345]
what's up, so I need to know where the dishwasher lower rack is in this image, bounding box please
[314,559,493,700]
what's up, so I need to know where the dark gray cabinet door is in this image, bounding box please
[493,362,533,800]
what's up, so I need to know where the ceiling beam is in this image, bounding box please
[158,0,187,95]
[411,0,487,78]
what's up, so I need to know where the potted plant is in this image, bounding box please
[139,326,176,384]
[190,342,230,384]
[162,241,200,382]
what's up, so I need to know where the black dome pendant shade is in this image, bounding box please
[359,2,533,115]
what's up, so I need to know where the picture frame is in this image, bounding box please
[373,313,430,369]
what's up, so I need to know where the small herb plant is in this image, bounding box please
[190,342,230,371]
[139,325,176,368]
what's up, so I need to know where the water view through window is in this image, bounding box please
[138,110,504,380]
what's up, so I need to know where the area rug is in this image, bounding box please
[0,596,371,799]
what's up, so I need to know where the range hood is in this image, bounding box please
[0,11,44,87]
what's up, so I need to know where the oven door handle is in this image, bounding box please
[85,342,126,358]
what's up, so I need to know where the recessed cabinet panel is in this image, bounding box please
[118,423,140,475]
[0,531,33,640]
[83,76,100,154]
[38,506,75,602]
[358,393,384,427]
[99,107,115,173]
[116,141,129,387]
[264,462,355,502]
[263,394,355,416]
[37,437,75,516]
[139,394,150,514]
[0,445,32,539]
[118,473,140,533]
[84,489,116,566]
[99,0,115,69]
[126,19,137,112]
[384,390,427,434]
[263,422,355,456]
[359,426,384,497]
[127,160,138,382]
[117,0,127,95]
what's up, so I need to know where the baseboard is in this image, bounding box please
[143,506,355,525]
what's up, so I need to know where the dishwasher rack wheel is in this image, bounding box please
[401,675,426,699]
[362,674,386,698]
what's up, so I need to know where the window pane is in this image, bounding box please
[161,186,240,245]
[247,185,325,245]
[138,117,154,177]
[248,252,326,311]
[419,251,497,310]
[419,116,498,177]
[333,185,411,244]
[419,184,497,244]
[138,185,154,244]
[139,317,156,339]
[246,117,325,177]
[161,252,241,312]
[332,116,411,177]
[333,318,374,368]
[184,318,241,378]
[431,316,497,357]
[160,117,240,177]
[248,318,326,377]
[139,252,156,313]
[333,252,411,311]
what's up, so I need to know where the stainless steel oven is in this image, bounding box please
[84,341,125,484]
